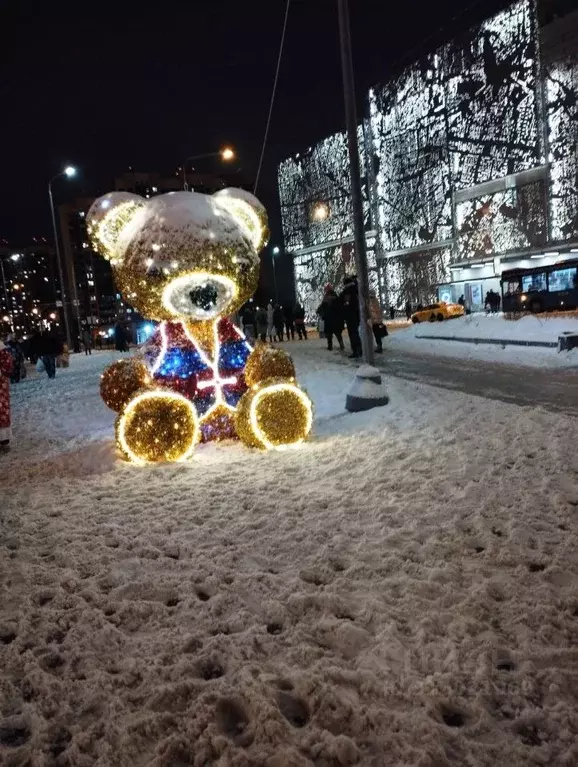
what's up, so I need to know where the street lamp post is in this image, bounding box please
[271,246,280,303]
[181,147,235,191]
[337,0,374,367]
[48,165,76,349]
[0,257,14,332]
[338,0,388,411]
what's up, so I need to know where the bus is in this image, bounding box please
[501,259,578,313]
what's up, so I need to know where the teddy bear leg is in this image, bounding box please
[116,389,200,464]
[235,379,313,449]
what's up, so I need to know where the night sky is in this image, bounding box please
[1,0,523,259]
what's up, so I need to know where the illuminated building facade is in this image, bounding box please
[279,0,578,315]
[0,242,60,337]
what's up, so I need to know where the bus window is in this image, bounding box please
[504,280,520,295]
[522,273,546,292]
[549,267,577,292]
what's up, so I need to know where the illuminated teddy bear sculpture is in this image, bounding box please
[87,188,312,464]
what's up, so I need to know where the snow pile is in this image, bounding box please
[346,365,388,411]
[411,313,578,344]
[1,350,577,765]
[388,315,578,369]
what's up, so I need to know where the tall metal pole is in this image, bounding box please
[337,0,374,366]
[48,179,73,348]
[65,231,84,341]
[0,259,15,332]
[272,253,278,303]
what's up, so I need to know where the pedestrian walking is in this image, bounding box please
[266,301,275,343]
[43,331,63,378]
[30,330,62,379]
[0,340,13,450]
[317,284,344,351]
[82,326,93,355]
[5,335,25,383]
[369,290,388,353]
[389,306,395,321]
[273,304,284,342]
[283,304,295,341]
[340,276,362,358]
[294,302,307,340]
[405,301,412,320]
[255,306,268,343]
[114,322,129,352]
[241,304,256,342]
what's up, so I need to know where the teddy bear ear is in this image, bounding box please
[86,192,146,264]
[213,188,270,251]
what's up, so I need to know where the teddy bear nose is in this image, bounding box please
[189,283,219,311]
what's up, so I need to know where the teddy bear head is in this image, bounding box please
[86,188,268,322]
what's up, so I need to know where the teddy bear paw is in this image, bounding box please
[235,378,313,450]
[116,390,200,464]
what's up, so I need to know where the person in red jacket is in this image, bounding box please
[0,340,14,449]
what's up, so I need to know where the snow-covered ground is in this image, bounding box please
[1,349,577,766]
[388,314,578,369]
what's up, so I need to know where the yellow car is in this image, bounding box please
[411,302,465,323]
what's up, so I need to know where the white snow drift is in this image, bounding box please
[0,349,577,766]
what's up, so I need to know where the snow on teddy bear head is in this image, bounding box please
[86,188,269,322]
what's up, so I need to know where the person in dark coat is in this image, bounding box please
[114,322,129,352]
[340,276,362,358]
[389,306,395,321]
[5,335,25,383]
[255,306,268,343]
[369,290,387,353]
[273,304,284,342]
[405,301,412,320]
[31,331,63,379]
[241,304,256,342]
[317,285,344,351]
[294,303,307,340]
[283,304,295,341]
[82,326,92,355]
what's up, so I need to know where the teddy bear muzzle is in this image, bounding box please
[162,273,237,320]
